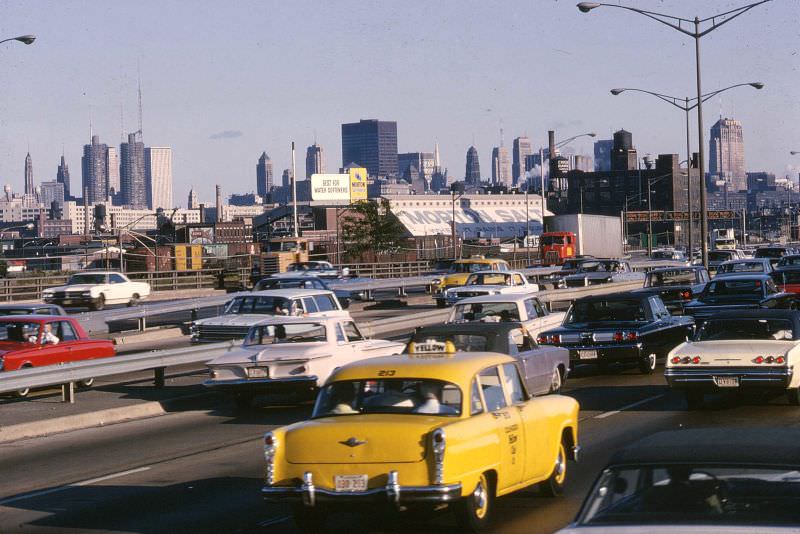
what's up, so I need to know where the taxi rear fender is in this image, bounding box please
[434,416,502,497]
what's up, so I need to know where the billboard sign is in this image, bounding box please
[349,167,368,202]
[311,174,350,201]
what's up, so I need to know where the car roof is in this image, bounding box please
[0,304,58,309]
[647,266,703,274]
[246,289,335,298]
[702,309,800,321]
[774,265,800,272]
[608,427,800,467]
[467,270,516,275]
[576,291,646,303]
[0,315,68,322]
[719,258,768,264]
[454,293,536,305]
[709,273,773,281]
[250,313,348,326]
[330,351,515,386]
[74,271,121,275]
[261,276,325,283]
[454,257,505,264]
[414,322,525,337]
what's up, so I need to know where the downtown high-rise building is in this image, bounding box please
[106,146,120,194]
[491,146,512,187]
[341,119,398,178]
[465,146,481,185]
[40,181,65,209]
[398,152,435,182]
[256,152,273,199]
[512,136,533,186]
[709,117,747,191]
[56,154,71,201]
[593,139,613,171]
[81,135,108,204]
[24,153,34,195]
[305,143,324,179]
[188,187,199,209]
[120,132,147,208]
[145,147,173,209]
[281,168,292,188]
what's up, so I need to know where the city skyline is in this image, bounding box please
[1,1,797,205]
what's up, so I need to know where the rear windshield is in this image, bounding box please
[449,262,490,274]
[224,296,295,315]
[466,273,509,286]
[776,271,800,284]
[452,302,520,323]
[697,318,794,341]
[756,248,787,258]
[568,300,646,323]
[313,379,462,417]
[577,261,621,273]
[407,333,491,352]
[778,257,800,267]
[645,270,696,286]
[244,322,327,345]
[717,262,764,274]
[704,279,764,297]
[708,251,734,262]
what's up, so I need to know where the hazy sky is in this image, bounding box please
[1,0,798,206]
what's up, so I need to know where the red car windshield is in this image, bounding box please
[0,321,40,343]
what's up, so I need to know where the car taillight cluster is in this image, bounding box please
[681,290,692,300]
[537,334,561,344]
[753,355,786,364]
[613,331,638,342]
[671,356,702,364]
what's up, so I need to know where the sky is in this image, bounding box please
[1,0,798,206]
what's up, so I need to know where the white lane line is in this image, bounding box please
[0,466,151,506]
[593,394,665,420]
[258,516,290,527]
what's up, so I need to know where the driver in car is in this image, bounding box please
[30,323,60,345]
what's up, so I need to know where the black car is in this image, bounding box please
[755,245,796,267]
[563,427,800,531]
[253,276,351,308]
[683,273,797,325]
[633,266,710,314]
[0,304,67,316]
[776,254,800,268]
[538,291,694,374]
[537,256,595,289]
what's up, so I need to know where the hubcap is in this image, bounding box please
[552,370,561,391]
[647,354,656,369]
[554,445,567,484]
[473,478,488,518]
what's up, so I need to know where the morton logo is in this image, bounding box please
[339,437,367,447]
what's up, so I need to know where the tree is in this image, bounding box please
[340,199,406,260]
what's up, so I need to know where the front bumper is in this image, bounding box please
[262,471,462,507]
[43,296,96,307]
[665,366,793,390]
[564,343,643,364]
[203,375,318,393]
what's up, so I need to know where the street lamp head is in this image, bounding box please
[791,151,799,156]
[749,82,764,90]
[24,223,34,230]
[610,88,625,95]
[577,2,601,13]
[587,132,597,137]
[14,35,35,45]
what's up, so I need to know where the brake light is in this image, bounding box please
[627,331,638,341]
[671,356,681,364]
[537,335,547,344]
[754,356,764,364]
[613,331,624,342]
[549,334,561,344]
[776,356,786,364]
[692,356,701,364]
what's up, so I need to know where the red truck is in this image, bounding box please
[0,316,115,397]
[540,231,577,266]
[539,214,624,266]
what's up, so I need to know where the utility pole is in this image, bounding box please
[291,142,298,238]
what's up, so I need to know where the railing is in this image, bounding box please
[339,261,432,279]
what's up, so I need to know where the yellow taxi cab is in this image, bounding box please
[261,349,580,532]
[432,256,510,308]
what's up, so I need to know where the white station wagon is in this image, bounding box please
[190,289,345,342]
[447,293,565,340]
[203,315,404,408]
[666,309,800,409]
[443,270,539,306]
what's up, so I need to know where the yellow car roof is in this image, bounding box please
[329,351,515,386]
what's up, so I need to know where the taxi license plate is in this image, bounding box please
[246,367,269,379]
[714,376,739,388]
[334,475,368,492]
[578,350,598,360]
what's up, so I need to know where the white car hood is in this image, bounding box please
[194,314,280,327]
[208,343,330,365]
[451,285,503,294]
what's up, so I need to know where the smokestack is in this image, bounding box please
[215,185,223,222]
[547,130,556,186]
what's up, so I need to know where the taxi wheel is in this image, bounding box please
[540,440,567,497]
[292,505,326,533]
[454,472,494,532]
[638,353,657,374]
[787,388,800,406]
[549,368,563,394]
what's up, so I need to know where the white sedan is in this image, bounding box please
[203,315,404,408]
[443,270,539,306]
[666,309,800,409]
[42,271,150,310]
[447,293,565,340]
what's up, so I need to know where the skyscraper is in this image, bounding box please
[56,154,71,201]
[491,146,512,187]
[120,132,147,208]
[145,147,173,209]
[24,152,34,195]
[512,136,533,186]
[282,169,292,188]
[709,117,747,191]
[593,139,613,171]
[305,143,324,179]
[81,135,108,204]
[256,152,273,198]
[341,119,398,178]
[398,152,435,182]
[465,146,481,185]
[40,181,65,209]
[188,187,199,209]
[106,146,120,194]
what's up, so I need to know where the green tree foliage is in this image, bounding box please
[340,199,406,259]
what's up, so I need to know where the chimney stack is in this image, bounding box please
[215,185,223,222]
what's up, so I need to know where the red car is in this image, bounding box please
[0,316,115,397]
[774,268,800,294]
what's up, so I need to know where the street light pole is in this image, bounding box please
[579,0,772,268]
[685,97,693,255]
[647,177,653,255]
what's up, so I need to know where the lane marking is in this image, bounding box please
[258,516,290,527]
[0,466,151,506]
[593,394,665,420]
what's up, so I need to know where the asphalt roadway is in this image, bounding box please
[2,359,798,534]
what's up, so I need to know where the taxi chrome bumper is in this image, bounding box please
[665,366,793,389]
[262,471,462,507]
